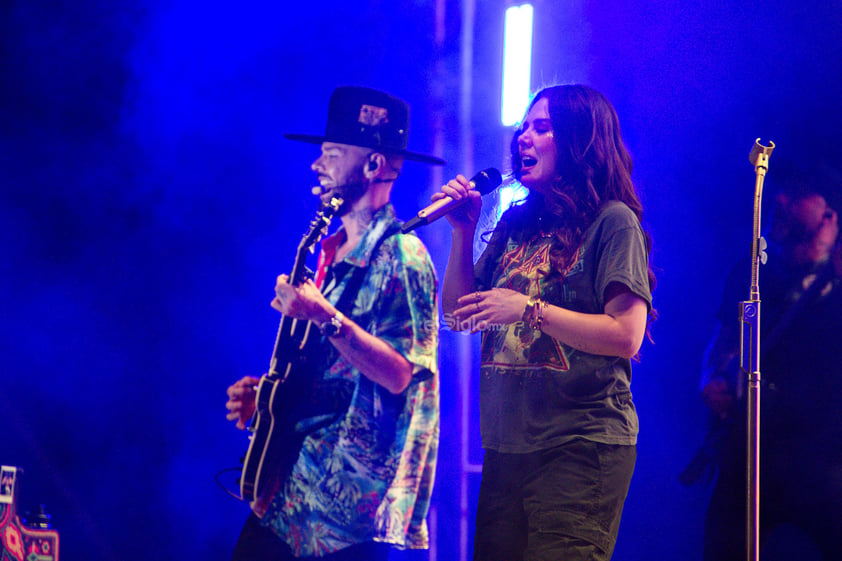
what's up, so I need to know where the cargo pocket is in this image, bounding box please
[534,508,611,558]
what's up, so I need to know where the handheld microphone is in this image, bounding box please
[402,168,503,233]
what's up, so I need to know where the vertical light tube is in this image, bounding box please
[501,4,533,126]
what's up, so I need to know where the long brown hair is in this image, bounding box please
[508,85,657,309]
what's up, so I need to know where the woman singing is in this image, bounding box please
[437,84,656,561]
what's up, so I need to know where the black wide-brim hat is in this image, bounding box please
[284,86,445,166]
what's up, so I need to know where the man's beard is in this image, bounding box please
[320,167,366,217]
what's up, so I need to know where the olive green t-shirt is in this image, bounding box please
[475,200,652,453]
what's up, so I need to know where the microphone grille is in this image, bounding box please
[474,168,503,195]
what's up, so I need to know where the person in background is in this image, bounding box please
[699,160,842,561]
[435,84,656,561]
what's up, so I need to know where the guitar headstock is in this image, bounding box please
[292,196,344,284]
[317,196,343,238]
[304,196,343,246]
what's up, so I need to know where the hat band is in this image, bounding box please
[324,122,408,152]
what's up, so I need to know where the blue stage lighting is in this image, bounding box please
[501,4,533,126]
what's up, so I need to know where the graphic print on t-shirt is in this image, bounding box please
[481,236,581,374]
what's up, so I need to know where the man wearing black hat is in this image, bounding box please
[225,86,443,560]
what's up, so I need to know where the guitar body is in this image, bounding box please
[239,197,345,504]
[240,319,319,503]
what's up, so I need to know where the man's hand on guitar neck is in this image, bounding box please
[226,376,260,430]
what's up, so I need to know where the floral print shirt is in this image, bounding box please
[261,203,439,557]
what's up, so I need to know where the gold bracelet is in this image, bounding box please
[522,297,537,324]
[526,298,544,331]
[534,300,546,331]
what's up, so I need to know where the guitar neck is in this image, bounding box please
[266,196,341,379]
[267,244,313,380]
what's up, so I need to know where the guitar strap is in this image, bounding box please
[321,222,400,311]
[761,258,837,357]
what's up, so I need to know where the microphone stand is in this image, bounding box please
[741,138,774,561]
